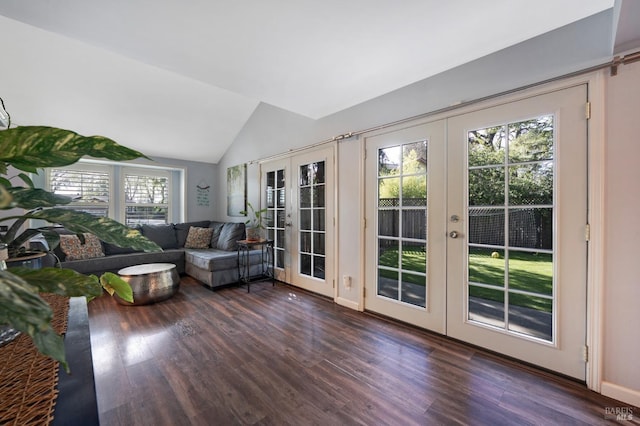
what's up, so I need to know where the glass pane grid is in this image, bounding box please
[298,161,327,279]
[467,116,554,342]
[376,141,428,308]
[266,168,286,271]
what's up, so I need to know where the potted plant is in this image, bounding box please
[240,201,268,241]
[0,124,162,372]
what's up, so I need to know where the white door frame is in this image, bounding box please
[357,71,605,390]
[259,143,338,301]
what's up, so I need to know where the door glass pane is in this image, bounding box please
[379,146,401,176]
[468,126,506,167]
[509,162,553,205]
[266,169,286,269]
[313,233,325,255]
[376,141,427,308]
[401,272,425,307]
[298,161,326,280]
[469,208,504,246]
[467,115,555,341]
[313,209,325,232]
[401,242,426,274]
[378,239,399,269]
[402,175,426,206]
[469,285,505,328]
[378,269,399,299]
[468,167,505,206]
[402,210,425,240]
[468,247,505,287]
[300,210,311,231]
[509,208,552,250]
[508,251,552,295]
[508,293,552,340]
[314,256,325,279]
[379,210,399,237]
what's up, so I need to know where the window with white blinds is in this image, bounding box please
[123,169,170,226]
[48,165,111,217]
[46,163,176,225]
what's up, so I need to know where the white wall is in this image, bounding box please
[150,156,218,222]
[602,60,640,405]
[215,10,613,294]
[212,9,639,403]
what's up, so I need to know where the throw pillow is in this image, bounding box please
[174,221,211,247]
[209,222,225,248]
[184,226,214,249]
[217,222,245,251]
[59,233,105,261]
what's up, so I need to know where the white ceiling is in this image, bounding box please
[0,0,615,164]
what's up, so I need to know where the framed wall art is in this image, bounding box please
[227,163,246,216]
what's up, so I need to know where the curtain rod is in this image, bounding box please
[251,49,639,165]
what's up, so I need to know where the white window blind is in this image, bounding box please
[123,169,170,225]
[48,166,111,217]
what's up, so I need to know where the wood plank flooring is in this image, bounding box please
[88,277,636,425]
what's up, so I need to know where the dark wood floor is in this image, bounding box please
[88,277,635,425]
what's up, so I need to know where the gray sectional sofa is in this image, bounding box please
[42,220,264,289]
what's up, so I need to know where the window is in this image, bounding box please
[47,164,112,217]
[123,168,170,225]
[46,161,180,225]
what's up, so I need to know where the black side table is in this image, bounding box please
[236,239,275,292]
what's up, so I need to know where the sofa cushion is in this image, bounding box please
[141,224,178,249]
[217,222,245,251]
[208,221,225,248]
[63,249,185,275]
[102,241,142,256]
[175,221,210,247]
[59,233,105,261]
[185,249,247,271]
[184,226,214,249]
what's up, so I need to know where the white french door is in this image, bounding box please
[364,121,447,332]
[261,146,335,298]
[262,158,289,283]
[446,85,588,379]
[365,85,588,379]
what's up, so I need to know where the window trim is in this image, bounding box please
[120,166,172,225]
[45,163,114,218]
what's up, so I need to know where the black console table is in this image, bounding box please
[237,239,274,292]
[53,297,99,426]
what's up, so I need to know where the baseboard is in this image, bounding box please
[335,296,360,311]
[601,381,640,408]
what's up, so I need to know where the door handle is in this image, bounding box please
[449,231,459,239]
[285,222,293,227]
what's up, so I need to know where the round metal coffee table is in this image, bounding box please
[116,263,180,305]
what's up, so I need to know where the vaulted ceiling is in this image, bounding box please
[0,1,619,163]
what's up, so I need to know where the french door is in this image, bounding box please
[365,85,588,379]
[364,121,447,332]
[261,146,335,298]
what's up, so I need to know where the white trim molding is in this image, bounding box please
[601,381,640,408]
[585,70,606,392]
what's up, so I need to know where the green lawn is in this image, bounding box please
[377,245,553,312]
[468,248,552,312]
[378,245,426,286]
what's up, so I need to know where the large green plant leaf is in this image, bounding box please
[7,208,162,252]
[0,126,149,173]
[0,183,11,209]
[0,270,68,371]
[10,267,104,299]
[5,187,72,209]
[99,272,134,303]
